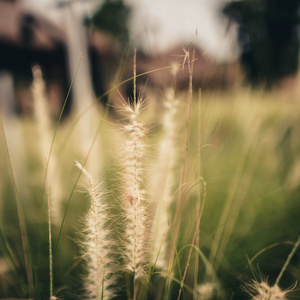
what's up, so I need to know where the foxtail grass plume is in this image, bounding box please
[245,236,299,300]
[245,281,290,300]
[119,98,149,280]
[32,65,52,158]
[32,66,63,223]
[76,162,117,300]
[150,88,180,270]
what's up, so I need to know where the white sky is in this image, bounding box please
[126,0,239,61]
[20,0,239,62]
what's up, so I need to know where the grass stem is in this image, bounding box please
[45,158,53,299]
[275,236,300,286]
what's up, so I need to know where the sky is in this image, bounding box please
[20,0,239,62]
[126,0,239,61]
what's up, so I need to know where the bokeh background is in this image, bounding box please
[1,0,299,117]
[0,0,300,299]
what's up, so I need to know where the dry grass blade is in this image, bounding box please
[166,45,196,293]
[45,158,54,299]
[177,179,207,300]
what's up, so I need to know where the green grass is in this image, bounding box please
[0,83,300,299]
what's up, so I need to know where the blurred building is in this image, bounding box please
[0,0,245,117]
[0,0,118,117]
[0,0,70,115]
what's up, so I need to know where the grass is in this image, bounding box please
[0,58,300,300]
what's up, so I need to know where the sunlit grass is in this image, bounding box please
[0,80,300,299]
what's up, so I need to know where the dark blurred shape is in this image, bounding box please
[87,29,120,102]
[91,0,130,47]
[223,0,300,88]
[0,1,66,50]
[0,0,70,115]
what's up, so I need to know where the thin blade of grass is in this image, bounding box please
[45,159,53,299]
[53,106,106,264]
[37,55,82,288]
[177,179,207,300]
[167,46,196,290]
[177,244,225,299]
[275,236,300,286]
[41,54,82,206]
[194,89,202,294]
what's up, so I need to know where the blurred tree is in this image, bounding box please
[223,0,300,87]
[90,0,130,46]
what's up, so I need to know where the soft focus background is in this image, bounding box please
[0,0,300,299]
[0,0,299,115]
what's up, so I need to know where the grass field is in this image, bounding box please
[0,66,300,300]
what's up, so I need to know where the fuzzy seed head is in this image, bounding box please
[119,99,149,279]
[197,283,217,300]
[246,281,288,300]
[76,162,117,300]
[150,89,180,269]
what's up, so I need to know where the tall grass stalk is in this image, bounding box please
[39,54,81,217]
[38,56,82,272]
[275,236,300,286]
[120,99,149,298]
[32,66,62,222]
[45,159,54,299]
[194,89,202,293]
[32,66,52,159]
[76,162,117,300]
[150,88,180,270]
[117,50,150,299]
[165,47,196,297]
[174,46,195,239]
[177,179,207,300]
